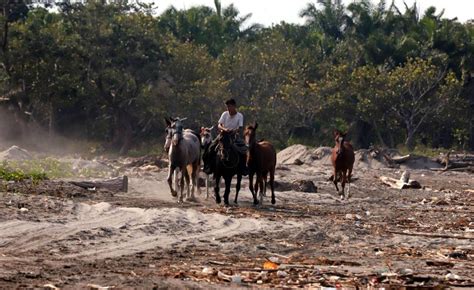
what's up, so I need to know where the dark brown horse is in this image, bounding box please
[244,123,277,205]
[331,130,355,199]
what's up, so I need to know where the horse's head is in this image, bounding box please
[164,117,186,152]
[244,122,258,146]
[200,126,214,148]
[333,129,347,155]
[216,129,235,161]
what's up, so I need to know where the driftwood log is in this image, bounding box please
[434,152,474,172]
[380,171,421,189]
[69,176,128,192]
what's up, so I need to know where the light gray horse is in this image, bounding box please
[164,117,201,203]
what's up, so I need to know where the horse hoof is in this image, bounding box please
[171,191,178,197]
[271,199,276,205]
[253,200,259,206]
[340,195,344,200]
[186,196,196,202]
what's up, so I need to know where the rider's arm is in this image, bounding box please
[218,112,228,132]
[218,123,228,132]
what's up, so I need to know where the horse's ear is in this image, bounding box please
[164,117,171,127]
[333,129,339,137]
[200,127,205,132]
[254,122,258,130]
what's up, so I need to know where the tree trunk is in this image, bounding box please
[110,110,133,155]
[48,101,55,137]
[466,74,474,151]
[405,128,415,151]
[372,121,387,148]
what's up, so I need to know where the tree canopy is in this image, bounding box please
[1,0,473,153]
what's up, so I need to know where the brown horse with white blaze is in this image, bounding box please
[331,129,355,199]
[244,123,277,205]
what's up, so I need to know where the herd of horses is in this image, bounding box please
[164,117,355,206]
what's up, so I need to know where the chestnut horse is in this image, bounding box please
[244,123,277,205]
[331,130,355,199]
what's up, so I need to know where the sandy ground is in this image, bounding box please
[0,147,473,288]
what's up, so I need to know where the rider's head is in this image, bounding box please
[225,98,237,115]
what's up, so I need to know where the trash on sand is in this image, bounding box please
[263,261,279,270]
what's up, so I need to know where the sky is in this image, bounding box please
[151,0,474,27]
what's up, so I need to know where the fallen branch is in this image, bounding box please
[69,176,128,192]
[387,230,474,240]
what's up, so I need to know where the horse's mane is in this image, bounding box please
[187,129,202,147]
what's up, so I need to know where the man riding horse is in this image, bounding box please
[203,98,249,176]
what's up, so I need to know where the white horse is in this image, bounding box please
[200,126,214,199]
[164,117,201,203]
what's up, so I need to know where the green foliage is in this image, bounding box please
[0,163,48,182]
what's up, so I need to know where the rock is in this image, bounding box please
[0,146,32,161]
[277,270,288,278]
[445,273,461,280]
[399,268,414,276]
[292,180,317,193]
[202,267,215,275]
[274,180,293,192]
[293,158,304,165]
[345,214,361,220]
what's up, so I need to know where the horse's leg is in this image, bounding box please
[194,162,201,197]
[214,174,221,204]
[223,175,232,206]
[186,165,196,202]
[333,168,340,194]
[234,174,242,204]
[183,166,191,200]
[179,168,186,203]
[174,168,180,194]
[249,173,258,205]
[191,162,200,201]
[346,167,353,199]
[254,174,259,199]
[340,169,347,200]
[263,172,268,197]
[270,169,276,205]
[167,165,177,197]
[257,173,264,206]
[205,174,210,200]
